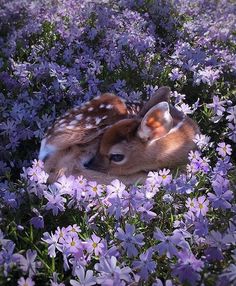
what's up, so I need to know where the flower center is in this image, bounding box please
[92,242,98,248]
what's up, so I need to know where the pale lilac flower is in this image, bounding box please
[42,232,63,257]
[50,272,65,286]
[115,223,144,257]
[86,234,105,256]
[95,256,132,285]
[64,236,81,254]
[194,66,221,86]
[226,106,236,123]
[70,266,96,286]
[16,249,38,277]
[132,248,156,281]
[216,142,232,157]
[27,166,42,182]
[106,179,126,198]
[55,226,69,243]
[87,181,103,197]
[194,196,209,217]
[18,277,35,286]
[227,122,236,142]
[55,175,75,195]
[176,103,192,114]
[206,95,227,122]
[67,224,81,236]
[162,194,174,203]
[186,197,197,212]
[153,279,173,286]
[193,134,211,150]
[168,67,185,81]
[32,159,44,170]
[44,191,66,216]
[158,169,172,186]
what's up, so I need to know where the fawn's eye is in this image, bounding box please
[109,154,125,163]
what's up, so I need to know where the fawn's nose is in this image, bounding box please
[84,157,94,169]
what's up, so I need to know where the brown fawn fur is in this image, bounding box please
[39,87,199,184]
[86,89,200,176]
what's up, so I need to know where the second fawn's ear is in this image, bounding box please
[137,101,173,141]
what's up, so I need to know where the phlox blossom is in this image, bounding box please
[18,277,35,286]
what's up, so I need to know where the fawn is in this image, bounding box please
[86,89,200,176]
[39,87,199,184]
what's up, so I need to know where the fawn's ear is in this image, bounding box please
[139,86,171,117]
[99,119,140,153]
[137,101,173,141]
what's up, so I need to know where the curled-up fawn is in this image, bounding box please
[39,87,199,184]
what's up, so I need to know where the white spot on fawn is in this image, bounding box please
[95,117,102,125]
[106,104,113,109]
[75,114,83,120]
[85,124,94,129]
[69,120,78,126]
[88,107,94,111]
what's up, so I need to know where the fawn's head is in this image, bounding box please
[86,88,199,175]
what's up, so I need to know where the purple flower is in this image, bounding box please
[95,256,132,285]
[208,178,233,210]
[106,195,122,220]
[30,209,44,229]
[220,264,236,284]
[172,250,204,286]
[137,202,157,222]
[70,266,96,286]
[226,106,236,123]
[106,179,126,198]
[87,181,103,198]
[228,122,236,142]
[55,175,75,196]
[132,248,156,281]
[64,236,81,254]
[193,134,211,150]
[194,196,209,217]
[168,67,185,81]
[115,223,144,257]
[86,234,105,256]
[194,66,221,86]
[16,249,39,277]
[158,169,172,186]
[18,277,35,286]
[216,142,232,157]
[44,190,66,216]
[50,272,65,286]
[154,228,187,259]
[206,95,227,122]
[42,232,63,258]
[0,240,19,276]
